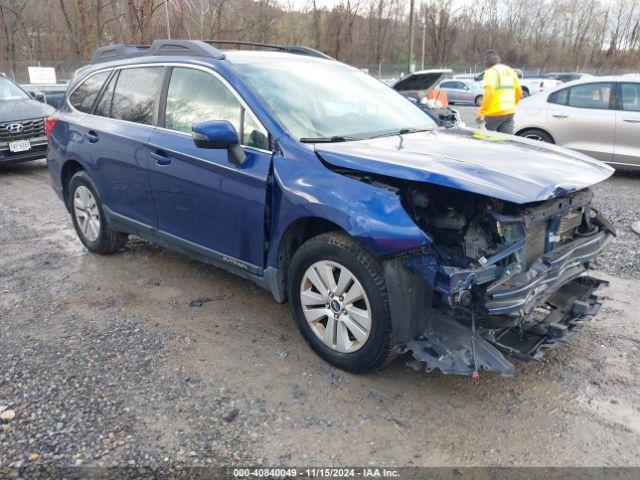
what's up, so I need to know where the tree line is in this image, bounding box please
[1,0,639,81]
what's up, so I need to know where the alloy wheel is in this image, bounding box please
[73,185,101,242]
[299,260,372,353]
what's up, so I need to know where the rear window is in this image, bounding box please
[548,88,569,105]
[69,71,110,113]
[110,67,163,125]
[621,83,640,112]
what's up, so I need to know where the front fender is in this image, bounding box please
[267,143,430,267]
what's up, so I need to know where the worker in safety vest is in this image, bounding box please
[475,50,522,134]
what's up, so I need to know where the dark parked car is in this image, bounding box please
[0,75,54,165]
[21,82,69,108]
[47,40,615,378]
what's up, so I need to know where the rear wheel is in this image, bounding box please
[288,232,393,373]
[68,171,128,254]
[474,95,483,106]
[517,128,554,143]
[522,88,530,97]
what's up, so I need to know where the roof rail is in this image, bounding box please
[202,40,334,60]
[91,40,225,64]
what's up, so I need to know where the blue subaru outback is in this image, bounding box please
[47,40,616,377]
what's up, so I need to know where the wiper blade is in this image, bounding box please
[368,128,432,139]
[299,135,359,143]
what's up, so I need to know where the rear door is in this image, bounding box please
[82,66,164,226]
[613,82,640,168]
[546,82,615,162]
[148,66,272,268]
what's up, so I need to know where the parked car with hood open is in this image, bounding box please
[390,69,461,125]
[46,40,615,378]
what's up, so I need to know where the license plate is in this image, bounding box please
[8,139,31,153]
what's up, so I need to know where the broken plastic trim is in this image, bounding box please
[397,275,607,377]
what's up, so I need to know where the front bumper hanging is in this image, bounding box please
[397,275,608,377]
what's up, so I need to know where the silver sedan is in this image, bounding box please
[514,76,640,170]
[436,79,484,105]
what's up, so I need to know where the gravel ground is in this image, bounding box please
[1,160,639,470]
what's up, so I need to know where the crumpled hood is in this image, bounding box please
[315,128,614,204]
[0,98,54,123]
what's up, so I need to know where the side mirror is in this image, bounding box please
[192,120,246,165]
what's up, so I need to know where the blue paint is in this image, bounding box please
[47,49,613,296]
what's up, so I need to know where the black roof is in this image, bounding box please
[91,39,333,65]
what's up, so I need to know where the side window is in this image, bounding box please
[566,83,612,109]
[440,81,454,88]
[621,83,640,112]
[548,88,568,105]
[69,71,110,113]
[94,72,117,117]
[164,67,268,150]
[110,67,163,125]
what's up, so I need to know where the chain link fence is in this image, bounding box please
[354,63,640,82]
[1,61,83,85]
[3,59,639,86]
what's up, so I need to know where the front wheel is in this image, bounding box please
[287,232,393,373]
[517,128,554,143]
[68,171,128,254]
[474,95,483,106]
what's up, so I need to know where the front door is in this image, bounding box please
[148,66,272,268]
[613,82,640,168]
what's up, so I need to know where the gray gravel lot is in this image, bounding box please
[1,160,639,470]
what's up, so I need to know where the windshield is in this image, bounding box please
[235,60,436,141]
[0,77,29,101]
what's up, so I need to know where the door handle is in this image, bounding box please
[623,119,640,123]
[150,150,171,166]
[552,114,569,119]
[85,131,99,143]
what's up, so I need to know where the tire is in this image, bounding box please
[522,88,530,97]
[474,95,483,106]
[517,128,554,143]
[68,171,128,254]
[287,232,393,373]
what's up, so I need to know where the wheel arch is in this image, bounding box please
[60,159,86,210]
[267,216,350,304]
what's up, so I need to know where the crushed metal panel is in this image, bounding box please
[397,312,516,377]
[398,275,607,377]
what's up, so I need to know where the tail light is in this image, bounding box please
[44,116,57,139]
[539,80,544,88]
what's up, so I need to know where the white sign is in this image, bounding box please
[27,66,57,85]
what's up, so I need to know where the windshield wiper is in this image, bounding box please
[368,127,432,139]
[299,135,359,143]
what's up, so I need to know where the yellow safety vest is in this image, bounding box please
[482,64,520,116]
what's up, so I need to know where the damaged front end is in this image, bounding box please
[388,184,615,377]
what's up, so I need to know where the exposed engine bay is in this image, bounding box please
[340,171,615,377]
[395,182,615,377]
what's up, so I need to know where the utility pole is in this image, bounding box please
[408,0,415,73]
[421,16,426,70]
